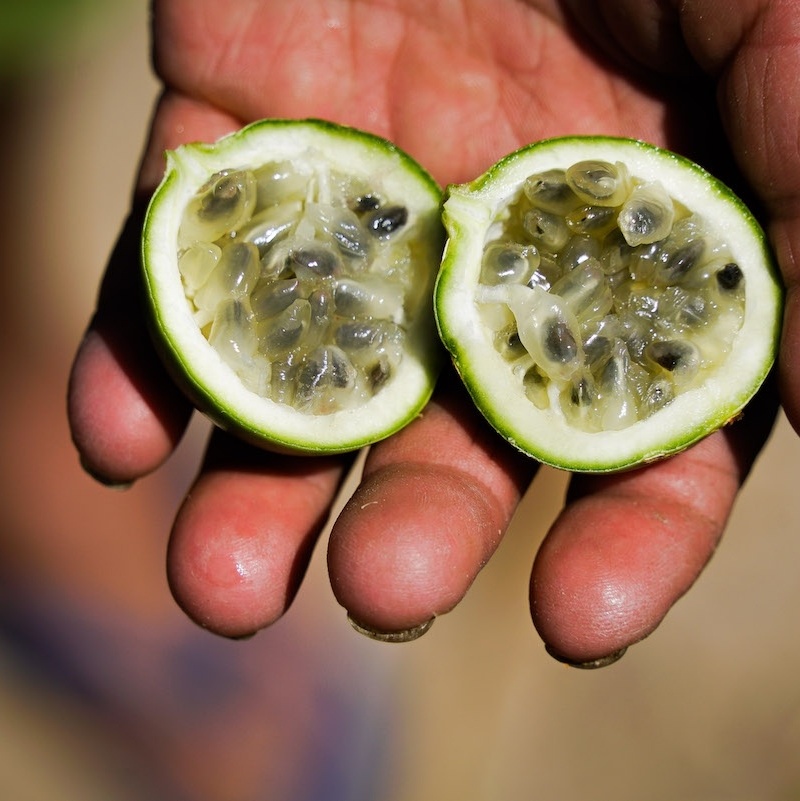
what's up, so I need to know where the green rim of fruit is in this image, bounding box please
[435,136,783,472]
[142,118,445,454]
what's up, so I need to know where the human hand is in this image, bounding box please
[67,0,795,665]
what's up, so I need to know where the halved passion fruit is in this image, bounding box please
[142,118,444,454]
[435,136,782,472]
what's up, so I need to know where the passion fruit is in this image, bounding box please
[435,136,782,472]
[142,118,444,454]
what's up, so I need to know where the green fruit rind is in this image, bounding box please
[142,118,445,454]
[435,136,783,472]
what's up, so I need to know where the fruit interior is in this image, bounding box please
[476,159,746,432]
[176,155,426,415]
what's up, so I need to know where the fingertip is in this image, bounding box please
[530,505,661,663]
[327,463,504,634]
[166,444,345,638]
[68,327,191,484]
[167,473,306,638]
[531,439,741,664]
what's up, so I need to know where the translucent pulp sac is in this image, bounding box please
[476,159,746,432]
[177,157,422,415]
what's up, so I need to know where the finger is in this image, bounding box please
[168,429,351,638]
[531,386,778,665]
[67,205,193,485]
[770,213,800,435]
[67,92,244,485]
[679,0,800,431]
[327,374,535,638]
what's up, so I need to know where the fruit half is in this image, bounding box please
[435,136,782,472]
[142,118,444,454]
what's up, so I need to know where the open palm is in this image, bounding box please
[69,0,799,664]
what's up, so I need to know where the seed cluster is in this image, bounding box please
[477,159,746,432]
[177,158,418,414]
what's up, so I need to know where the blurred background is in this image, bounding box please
[1,2,800,799]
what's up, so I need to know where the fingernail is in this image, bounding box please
[227,631,257,641]
[347,613,435,643]
[79,455,134,490]
[545,644,628,669]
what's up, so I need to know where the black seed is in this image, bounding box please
[494,325,526,360]
[624,205,659,239]
[200,173,244,220]
[333,282,367,317]
[335,321,377,350]
[287,246,340,278]
[570,377,593,406]
[496,248,526,276]
[600,355,618,387]
[626,333,648,365]
[524,170,578,214]
[333,218,370,258]
[297,347,354,393]
[566,204,617,235]
[654,351,681,371]
[366,205,408,237]
[352,193,382,213]
[251,278,301,318]
[663,239,705,279]
[369,361,391,391]
[544,319,578,364]
[264,318,304,352]
[330,351,352,387]
[583,334,611,365]
[308,289,332,324]
[481,242,536,285]
[646,340,693,371]
[241,210,296,253]
[716,262,743,291]
[522,207,570,252]
[567,161,622,202]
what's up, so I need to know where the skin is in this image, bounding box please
[68,0,799,664]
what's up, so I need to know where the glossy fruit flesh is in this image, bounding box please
[179,164,418,414]
[143,119,443,454]
[476,160,745,433]
[436,137,781,471]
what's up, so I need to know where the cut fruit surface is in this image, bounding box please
[435,136,782,472]
[142,118,444,454]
